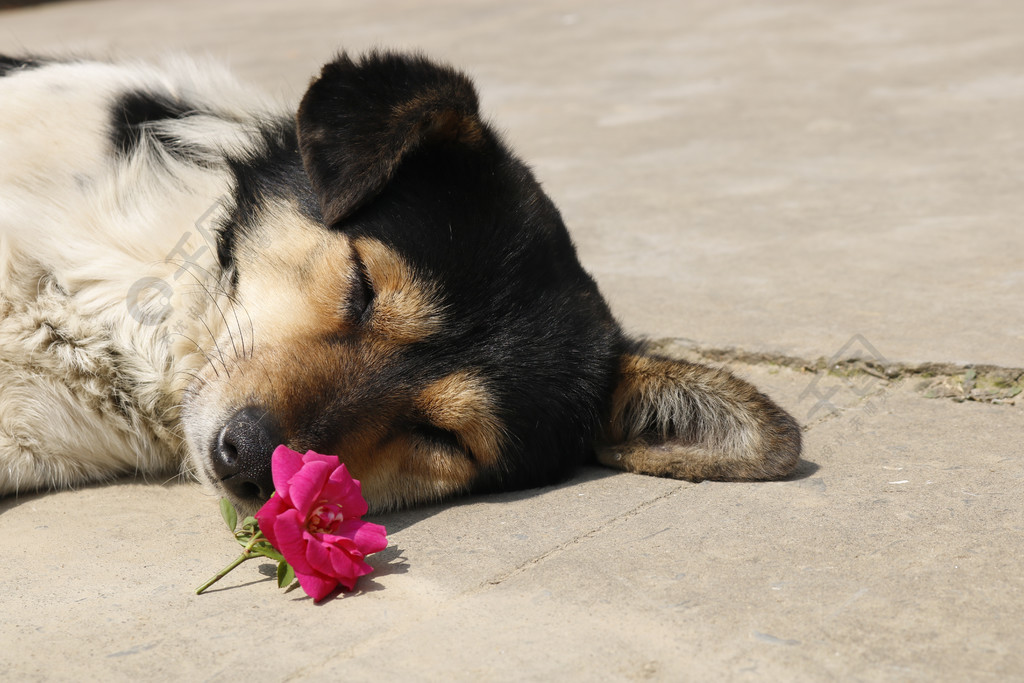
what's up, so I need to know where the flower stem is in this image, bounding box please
[195,532,266,595]
[195,552,251,594]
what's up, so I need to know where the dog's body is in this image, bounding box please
[0,52,801,512]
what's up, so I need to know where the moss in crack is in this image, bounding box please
[919,368,1023,404]
[648,337,1022,406]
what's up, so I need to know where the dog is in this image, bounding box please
[0,51,801,513]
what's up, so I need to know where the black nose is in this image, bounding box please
[211,407,284,502]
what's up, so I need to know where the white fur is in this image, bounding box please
[0,57,282,494]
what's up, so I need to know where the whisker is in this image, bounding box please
[168,331,221,380]
[242,290,255,359]
[177,268,240,362]
[156,400,193,423]
[195,313,231,378]
[161,472,182,486]
[172,368,209,386]
[174,260,254,361]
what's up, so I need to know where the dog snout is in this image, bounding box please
[212,407,283,502]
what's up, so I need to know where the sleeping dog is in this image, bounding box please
[0,51,801,512]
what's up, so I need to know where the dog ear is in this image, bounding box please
[597,344,802,481]
[296,51,485,226]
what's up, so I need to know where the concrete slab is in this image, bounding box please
[1,1,1022,681]
[0,469,682,680]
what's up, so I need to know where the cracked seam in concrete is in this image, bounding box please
[649,337,1024,406]
[480,485,684,590]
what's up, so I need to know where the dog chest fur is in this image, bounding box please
[0,57,264,491]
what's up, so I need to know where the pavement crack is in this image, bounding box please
[649,337,1023,407]
[478,484,684,590]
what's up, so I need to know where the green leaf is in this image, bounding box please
[220,498,238,533]
[240,516,259,530]
[253,545,285,563]
[277,561,296,589]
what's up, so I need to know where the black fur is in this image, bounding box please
[219,120,321,274]
[109,90,210,163]
[349,134,622,490]
[297,51,484,226]
[0,55,41,77]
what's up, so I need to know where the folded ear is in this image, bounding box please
[598,345,802,481]
[296,51,485,226]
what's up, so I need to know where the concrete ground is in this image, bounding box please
[1,1,1021,680]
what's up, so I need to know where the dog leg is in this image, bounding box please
[597,346,802,481]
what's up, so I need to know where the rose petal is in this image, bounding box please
[324,545,367,591]
[320,535,361,557]
[320,465,368,519]
[294,569,338,602]
[303,531,336,577]
[331,519,389,555]
[302,450,340,469]
[270,445,305,500]
[287,460,332,518]
[271,509,313,575]
[324,543,357,575]
[254,494,290,547]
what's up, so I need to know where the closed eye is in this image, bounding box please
[347,252,375,323]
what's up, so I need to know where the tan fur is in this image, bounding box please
[180,216,470,510]
[352,434,478,511]
[235,205,355,343]
[597,352,801,481]
[416,371,505,466]
[396,102,484,146]
[198,343,482,510]
[355,237,446,344]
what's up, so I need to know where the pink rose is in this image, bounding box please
[255,446,388,602]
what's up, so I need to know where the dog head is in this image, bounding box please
[181,52,800,513]
[181,52,624,511]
